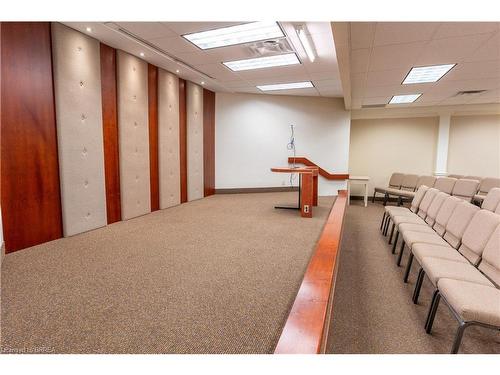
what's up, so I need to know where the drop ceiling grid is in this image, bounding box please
[351,22,500,108]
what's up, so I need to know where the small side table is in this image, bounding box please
[348,176,370,207]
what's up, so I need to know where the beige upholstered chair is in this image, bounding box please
[463,175,482,181]
[434,177,457,194]
[385,174,420,203]
[380,185,429,232]
[474,177,500,205]
[372,172,404,204]
[447,174,464,179]
[451,179,480,202]
[426,224,500,353]
[481,187,500,212]
[416,175,436,189]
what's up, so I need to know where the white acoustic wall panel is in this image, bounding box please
[186,82,204,201]
[117,51,151,220]
[158,69,181,209]
[51,23,107,237]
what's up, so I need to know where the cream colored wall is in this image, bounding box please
[448,115,500,178]
[349,117,439,196]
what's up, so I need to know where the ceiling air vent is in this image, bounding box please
[455,90,487,96]
[246,39,294,57]
[362,104,387,108]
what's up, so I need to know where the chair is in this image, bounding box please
[451,179,480,202]
[481,187,500,212]
[416,175,436,189]
[463,175,482,182]
[447,174,464,179]
[473,177,500,205]
[434,177,457,194]
[372,172,404,204]
[426,224,500,353]
[385,174,420,203]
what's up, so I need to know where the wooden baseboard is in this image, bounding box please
[215,186,299,194]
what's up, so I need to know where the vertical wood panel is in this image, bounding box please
[1,22,63,252]
[148,64,159,211]
[203,89,216,197]
[179,79,188,203]
[100,43,122,224]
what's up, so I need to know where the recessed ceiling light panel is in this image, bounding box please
[403,64,456,84]
[182,21,284,50]
[223,53,300,72]
[389,94,422,104]
[257,81,314,91]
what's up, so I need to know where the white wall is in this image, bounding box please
[215,93,350,196]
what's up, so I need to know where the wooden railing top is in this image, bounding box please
[288,157,349,180]
[274,190,348,354]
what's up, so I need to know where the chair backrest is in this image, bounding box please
[478,177,500,195]
[400,174,419,191]
[447,174,464,179]
[417,188,439,219]
[443,201,480,249]
[463,175,482,182]
[434,177,457,194]
[458,211,500,266]
[451,179,480,202]
[416,175,436,189]
[496,203,500,215]
[482,187,500,212]
[424,192,448,226]
[478,224,500,287]
[410,185,429,213]
[434,196,462,236]
[388,173,405,188]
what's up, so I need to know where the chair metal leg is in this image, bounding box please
[403,252,413,283]
[380,212,386,230]
[388,223,395,244]
[397,241,406,266]
[413,267,425,304]
[397,196,402,206]
[451,322,469,354]
[384,217,391,236]
[372,191,377,203]
[425,290,441,333]
[392,230,399,253]
[383,193,388,206]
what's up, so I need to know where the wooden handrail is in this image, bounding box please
[288,157,349,180]
[274,190,348,354]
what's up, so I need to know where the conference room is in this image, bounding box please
[1,1,499,372]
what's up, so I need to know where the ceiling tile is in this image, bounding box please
[415,33,492,66]
[160,22,243,35]
[362,96,391,105]
[317,87,343,97]
[115,22,176,39]
[195,63,238,80]
[369,42,427,71]
[444,60,500,81]
[365,68,409,87]
[260,88,319,97]
[363,83,431,98]
[148,36,200,54]
[464,32,500,62]
[350,22,376,50]
[313,79,342,88]
[433,22,500,39]
[373,22,440,46]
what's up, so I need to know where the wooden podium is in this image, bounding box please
[270,166,319,218]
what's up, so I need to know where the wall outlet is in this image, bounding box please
[303,205,310,213]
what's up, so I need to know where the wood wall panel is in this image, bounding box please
[148,64,159,211]
[203,89,216,197]
[100,43,122,224]
[1,22,63,252]
[179,79,188,203]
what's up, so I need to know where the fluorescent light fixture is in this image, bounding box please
[296,26,316,62]
[389,94,422,104]
[183,21,284,50]
[257,81,314,91]
[403,64,456,84]
[223,53,300,72]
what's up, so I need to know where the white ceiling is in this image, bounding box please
[64,22,343,98]
[349,22,500,109]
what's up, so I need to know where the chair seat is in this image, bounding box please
[402,231,448,249]
[438,278,500,327]
[420,257,494,287]
[393,215,425,227]
[385,206,410,214]
[385,188,416,198]
[398,222,434,235]
[374,187,389,194]
[412,243,469,264]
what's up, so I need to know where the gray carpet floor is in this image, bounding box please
[326,200,500,354]
[1,192,334,354]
